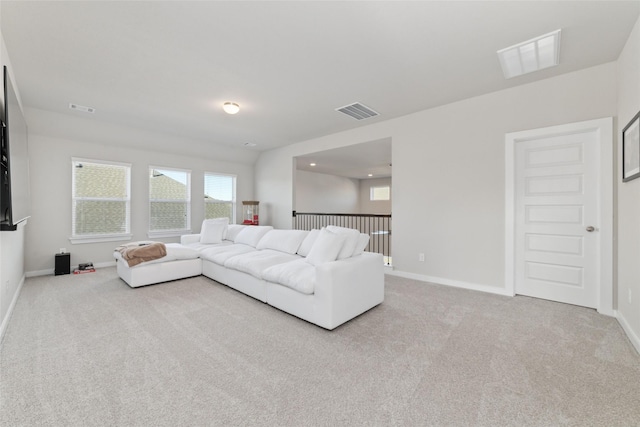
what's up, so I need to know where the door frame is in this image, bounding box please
[505,117,613,315]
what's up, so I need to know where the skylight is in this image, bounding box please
[497,29,561,79]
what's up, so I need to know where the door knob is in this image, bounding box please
[586,226,595,232]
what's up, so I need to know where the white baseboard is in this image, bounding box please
[0,274,25,347]
[385,269,513,297]
[26,260,116,278]
[615,310,640,355]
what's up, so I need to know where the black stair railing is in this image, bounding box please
[292,211,391,265]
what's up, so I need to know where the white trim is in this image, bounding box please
[72,157,132,168]
[26,260,117,278]
[385,269,513,297]
[504,117,614,314]
[615,310,640,355]
[0,275,25,347]
[69,233,132,244]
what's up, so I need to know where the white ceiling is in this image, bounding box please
[296,138,392,179]
[1,1,639,174]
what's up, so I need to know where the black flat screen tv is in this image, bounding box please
[1,65,30,231]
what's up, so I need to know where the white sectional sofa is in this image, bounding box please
[114,223,385,330]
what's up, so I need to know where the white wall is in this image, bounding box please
[256,63,618,295]
[0,6,28,342]
[295,170,360,213]
[616,16,640,352]
[24,108,255,274]
[359,177,391,214]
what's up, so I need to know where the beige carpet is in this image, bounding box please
[1,268,639,426]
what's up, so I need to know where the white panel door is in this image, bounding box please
[514,131,599,308]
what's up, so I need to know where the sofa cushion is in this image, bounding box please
[352,233,371,257]
[234,225,274,247]
[200,243,256,265]
[184,240,233,252]
[256,229,309,255]
[326,225,360,259]
[200,218,229,244]
[224,249,301,279]
[305,228,346,266]
[263,259,316,295]
[225,224,246,242]
[297,229,320,257]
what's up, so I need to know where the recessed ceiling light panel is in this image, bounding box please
[497,29,561,79]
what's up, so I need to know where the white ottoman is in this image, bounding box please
[114,243,202,288]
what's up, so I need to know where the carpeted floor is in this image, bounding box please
[1,267,639,426]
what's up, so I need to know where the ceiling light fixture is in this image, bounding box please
[223,102,240,114]
[368,174,373,177]
[497,29,561,79]
[310,163,316,167]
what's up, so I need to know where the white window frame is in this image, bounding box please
[69,158,132,244]
[204,172,237,224]
[370,185,391,201]
[148,165,191,238]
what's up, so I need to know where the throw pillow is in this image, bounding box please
[305,228,346,266]
[297,229,320,257]
[200,218,229,244]
[352,233,370,256]
[326,225,360,259]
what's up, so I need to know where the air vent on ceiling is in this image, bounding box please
[335,102,379,120]
[69,103,95,114]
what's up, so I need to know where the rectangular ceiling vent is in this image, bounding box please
[69,103,95,114]
[335,102,379,120]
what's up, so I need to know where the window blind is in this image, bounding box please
[204,173,236,222]
[71,159,131,237]
[149,167,191,232]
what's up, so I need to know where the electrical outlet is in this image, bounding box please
[629,289,632,305]
[60,248,66,254]
[419,253,425,262]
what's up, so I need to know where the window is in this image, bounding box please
[370,185,390,201]
[149,166,191,237]
[71,158,131,243]
[204,173,236,223]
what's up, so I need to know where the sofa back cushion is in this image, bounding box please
[305,228,346,266]
[200,218,229,244]
[326,225,360,259]
[256,229,309,254]
[297,229,320,257]
[234,225,274,247]
[225,224,246,241]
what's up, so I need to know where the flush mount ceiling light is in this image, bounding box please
[223,102,240,114]
[309,163,316,167]
[497,29,561,79]
[243,142,256,147]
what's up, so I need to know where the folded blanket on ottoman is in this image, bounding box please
[115,242,167,267]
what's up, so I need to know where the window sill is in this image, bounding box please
[69,233,133,245]
[148,230,191,239]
